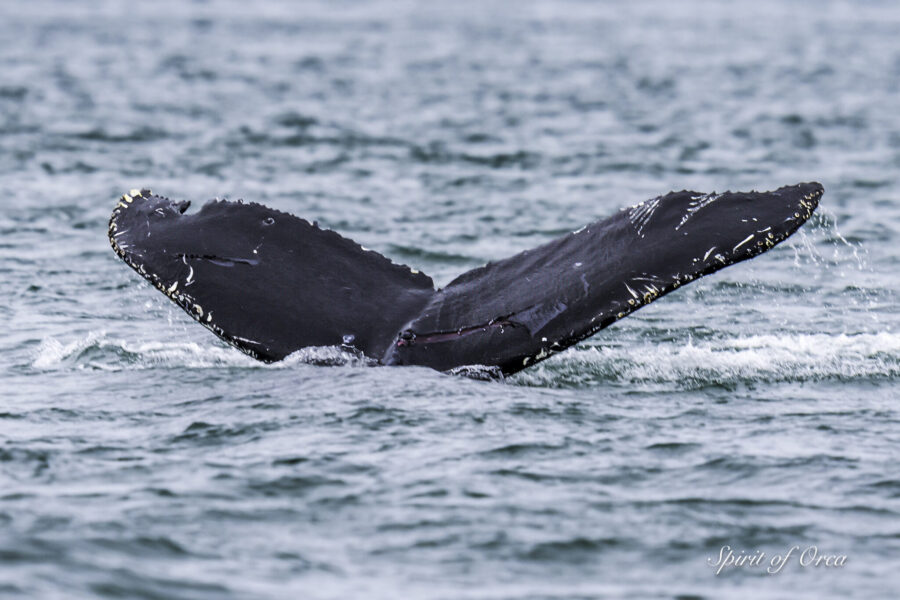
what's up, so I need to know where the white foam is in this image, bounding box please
[31,330,899,387]
[32,332,102,369]
[32,333,254,371]
[513,332,900,388]
[31,333,369,371]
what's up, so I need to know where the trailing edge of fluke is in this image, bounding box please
[109,182,823,376]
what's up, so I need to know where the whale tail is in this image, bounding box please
[109,183,822,375]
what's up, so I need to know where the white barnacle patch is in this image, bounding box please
[573,262,582,268]
[194,304,203,317]
[129,188,140,197]
[676,192,720,230]
[732,234,755,252]
[167,280,178,293]
[640,284,660,303]
[627,196,660,238]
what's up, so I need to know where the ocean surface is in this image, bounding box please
[2,1,899,598]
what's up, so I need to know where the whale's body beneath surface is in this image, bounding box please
[108,183,822,376]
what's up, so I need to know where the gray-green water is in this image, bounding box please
[2,1,899,598]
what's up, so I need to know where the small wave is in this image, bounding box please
[410,143,541,169]
[68,126,169,143]
[521,536,627,562]
[446,364,504,380]
[513,332,900,388]
[282,346,376,368]
[31,333,371,371]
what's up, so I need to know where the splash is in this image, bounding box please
[792,208,871,272]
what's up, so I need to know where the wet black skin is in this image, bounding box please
[109,183,822,375]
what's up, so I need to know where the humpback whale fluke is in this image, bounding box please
[109,183,823,375]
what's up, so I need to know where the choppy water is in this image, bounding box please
[2,1,899,598]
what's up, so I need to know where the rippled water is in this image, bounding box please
[2,1,899,598]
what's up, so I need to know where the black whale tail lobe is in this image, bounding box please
[109,189,436,362]
[109,183,823,374]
